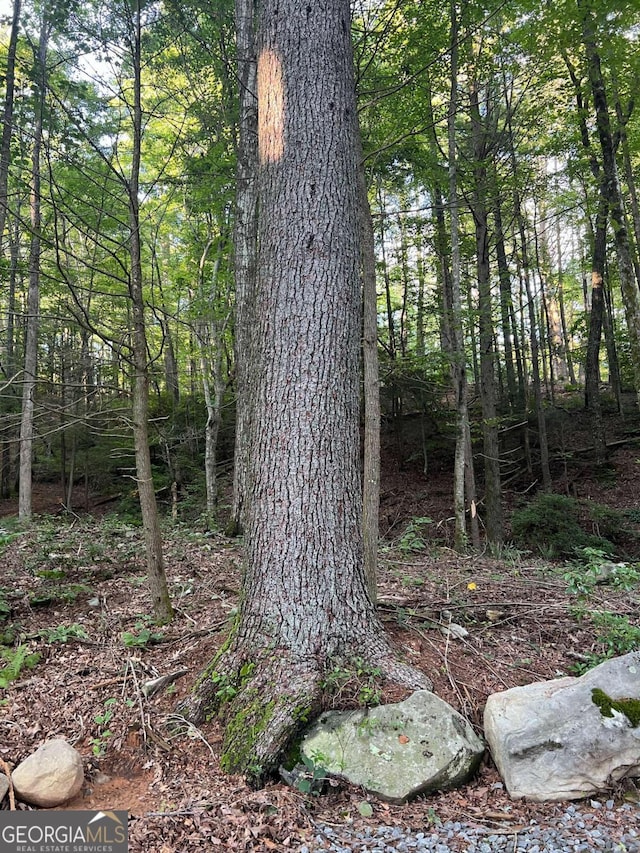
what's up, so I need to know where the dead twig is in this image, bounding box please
[0,758,16,810]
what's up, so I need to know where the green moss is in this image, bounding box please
[220,690,276,775]
[592,688,640,727]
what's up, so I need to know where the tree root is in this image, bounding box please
[177,640,432,784]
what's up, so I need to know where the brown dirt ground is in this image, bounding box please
[0,407,639,850]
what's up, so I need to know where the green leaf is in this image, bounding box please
[358,801,373,817]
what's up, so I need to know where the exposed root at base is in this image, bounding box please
[177,641,433,784]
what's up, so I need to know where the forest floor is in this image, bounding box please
[0,400,640,850]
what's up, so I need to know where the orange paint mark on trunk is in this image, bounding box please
[258,49,284,164]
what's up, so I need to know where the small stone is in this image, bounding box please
[0,774,8,802]
[12,739,84,807]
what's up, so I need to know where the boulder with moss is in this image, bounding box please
[484,652,640,801]
[298,691,484,804]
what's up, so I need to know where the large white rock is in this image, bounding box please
[300,690,484,804]
[484,652,640,801]
[12,739,84,807]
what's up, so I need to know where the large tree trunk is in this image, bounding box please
[180,0,430,781]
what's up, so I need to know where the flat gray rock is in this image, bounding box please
[301,690,484,804]
[484,651,640,801]
[0,773,8,802]
[12,739,84,807]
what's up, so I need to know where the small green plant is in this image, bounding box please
[91,697,117,756]
[356,715,379,737]
[209,662,255,703]
[398,517,433,553]
[322,657,383,707]
[0,644,41,688]
[563,548,640,596]
[570,610,640,672]
[121,618,165,648]
[426,807,441,826]
[38,624,89,643]
[294,753,329,795]
[0,590,11,622]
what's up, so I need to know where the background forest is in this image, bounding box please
[1,0,640,556]
[1,2,640,847]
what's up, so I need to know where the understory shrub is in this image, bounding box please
[510,493,625,558]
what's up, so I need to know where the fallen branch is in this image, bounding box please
[0,758,16,810]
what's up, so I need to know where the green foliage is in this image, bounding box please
[28,583,91,607]
[91,698,117,756]
[562,548,640,596]
[0,525,21,552]
[0,590,11,623]
[322,657,383,707]
[209,662,255,704]
[294,752,329,795]
[571,610,640,672]
[511,493,625,558]
[38,624,89,643]
[398,517,433,553]
[0,645,41,689]
[121,619,165,648]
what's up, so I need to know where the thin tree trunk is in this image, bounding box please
[19,16,47,521]
[0,0,20,249]
[613,94,640,290]
[128,0,172,623]
[230,0,259,535]
[579,0,640,405]
[555,213,577,384]
[584,188,608,464]
[469,83,503,544]
[447,3,479,551]
[197,235,229,517]
[360,163,380,603]
[494,195,518,410]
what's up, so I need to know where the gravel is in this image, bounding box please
[299,802,640,852]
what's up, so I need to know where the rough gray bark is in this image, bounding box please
[180,0,430,780]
